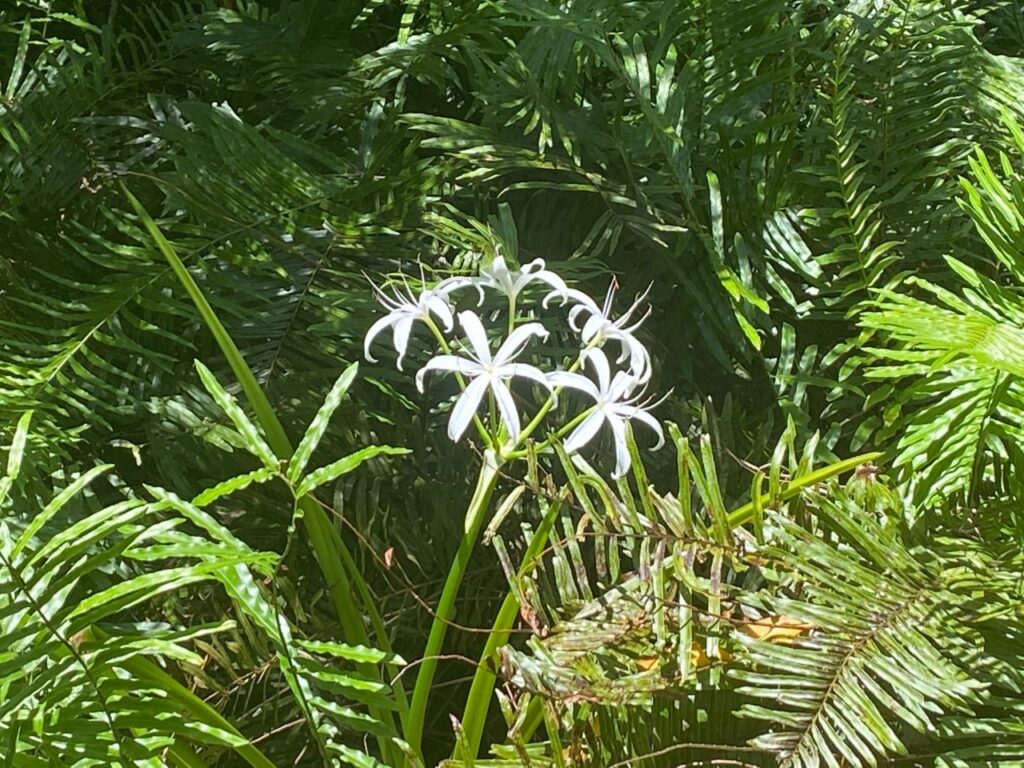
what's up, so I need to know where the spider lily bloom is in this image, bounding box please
[472,256,570,303]
[364,279,470,370]
[549,348,664,478]
[416,311,553,444]
[553,284,653,382]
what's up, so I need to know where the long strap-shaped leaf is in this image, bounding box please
[123,186,407,760]
[727,451,882,528]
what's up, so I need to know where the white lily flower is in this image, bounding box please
[472,256,570,303]
[549,348,664,478]
[553,284,652,381]
[364,279,465,370]
[416,311,552,443]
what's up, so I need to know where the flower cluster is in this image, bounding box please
[364,257,663,476]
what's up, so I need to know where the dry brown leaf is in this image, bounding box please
[739,615,813,643]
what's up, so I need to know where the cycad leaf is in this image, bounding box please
[289,362,359,485]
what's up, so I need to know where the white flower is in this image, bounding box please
[472,256,570,302]
[549,348,664,478]
[553,284,652,381]
[416,311,552,443]
[364,280,466,370]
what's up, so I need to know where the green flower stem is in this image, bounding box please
[407,449,503,757]
[512,338,600,449]
[125,186,406,761]
[454,495,564,762]
[505,405,596,460]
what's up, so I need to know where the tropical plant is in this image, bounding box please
[3,0,1024,766]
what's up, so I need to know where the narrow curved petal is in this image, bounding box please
[393,316,415,370]
[487,256,510,277]
[623,336,651,381]
[458,311,493,364]
[510,272,534,298]
[448,376,489,442]
[415,355,482,392]
[542,289,569,308]
[581,348,612,394]
[502,363,554,393]
[563,409,606,454]
[481,257,516,296]
[435,276,475,296]
[581,314,606,345]
[618,406,665,449]
[533,270,568,298]
[364,315,395,362]
[613,337,632,366]
[466,277,490,305]
[495,322,549,365]
[425,295,455,331]
[609,370,642,401]
[564,290,600,323]
[491,379,521,444]
[608,416,632,478]
[547,371,600,400]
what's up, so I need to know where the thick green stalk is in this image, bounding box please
[454,496,563,762]
[124,187,406,759]
[407,450,502,756]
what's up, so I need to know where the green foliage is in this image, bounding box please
[3,0,1024,766]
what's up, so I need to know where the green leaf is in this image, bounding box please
[194,361,279,470]
[296,446,410,497]
[289,363,359,485]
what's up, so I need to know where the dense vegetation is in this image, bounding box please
[2,1,1024,766]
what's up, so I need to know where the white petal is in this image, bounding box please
[494,322,548,366]
[510,272,534,298]
[609,416,632,478]
[501,363,554,393]
[563,409,606,454]
[564,291,599,326]
[581,348,612,394]
[487,256,509,278]
[491,379,521,444]
[458,311,493,364]
[547,371,600,400]
[482,257,516,296]
[435,276,475,296]
[415,355,482,392]
[426,294,454,331]
[363,315,394,363]
[533,269,568,297]
[624,335,651,381]
[617,406,665,449]
[393,316,415,370]
[610,370,642,401]
[581,314,606,345]
[448,376,489,442]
